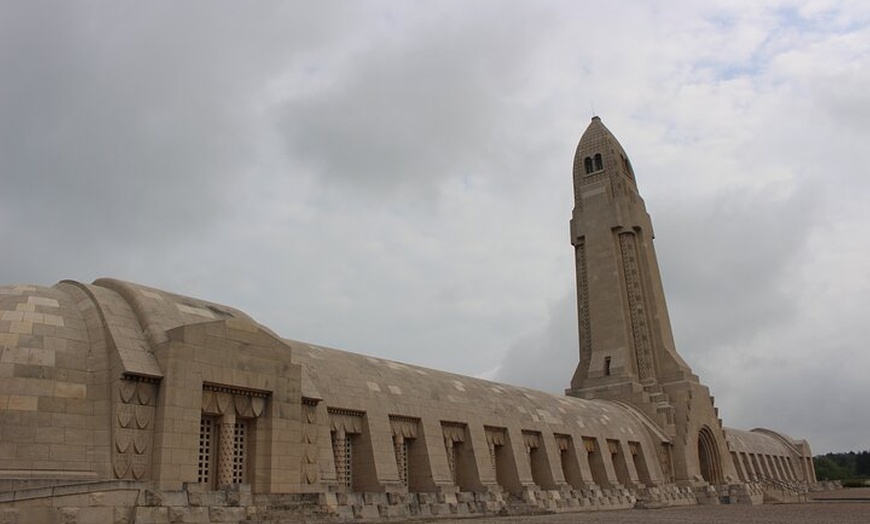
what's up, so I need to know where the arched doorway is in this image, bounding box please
[698,426,723,485]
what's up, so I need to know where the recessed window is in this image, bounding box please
[594,153,603,171]
[604,356,612,376]
[584,156,593,174]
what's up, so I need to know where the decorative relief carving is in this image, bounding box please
[117,404,133,428]
[484,427,506,447]
[607,439,620,455]
[328,407,363,490]
[135,405,152,429]
[522,431,540,450]
[301,400,320,485]
[202,386,268,417]
[197,384,269,488]
[119,381,136,404]
[484,427,506,476]
[131,455,148,480]
[555,434,571,452]
[113,453,130,479]
[390,416,420,487]
[328,408,363,434]
[576,241,591,375]
[442,422,466,443]
[573,174,583,210]
[389,416,420,439]
[441,422,467,484]
[112,379,156,480]
[115,429,132,453]
[619,232,654,381]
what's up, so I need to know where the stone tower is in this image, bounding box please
[565,116,739,486]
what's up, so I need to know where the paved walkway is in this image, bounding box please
[429,501,870,524]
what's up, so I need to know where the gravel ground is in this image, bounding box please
[427,502,870,524]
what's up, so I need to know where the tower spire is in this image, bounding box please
[566,117,738,486]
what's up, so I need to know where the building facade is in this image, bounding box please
[0,118,816,523]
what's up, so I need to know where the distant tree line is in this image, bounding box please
[814,451,870,481]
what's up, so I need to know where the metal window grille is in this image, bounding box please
[344,435,353,489]
[198,416,214,484]
[332,432,353,490]
[232,420,247,484]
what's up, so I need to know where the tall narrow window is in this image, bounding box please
[393,435,410,487]
[331,431,354,490]
[584,156,594,174]
[198,416,216,485]
[604,356,612,376]
[594,153,603,171]
[232,420,247,484]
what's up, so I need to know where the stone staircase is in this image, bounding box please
[759,476,808,503]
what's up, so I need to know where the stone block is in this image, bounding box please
[208,506,246,522]
[7,395,38,411]
[114,506,134,524]
[352,504,380,519]
[482,500,503,512]
[184,485,204,507]
[58,507,77,524]
[14,507,56,524]
[377,504,407,518]
[72,506,114,524]
[0,509,19,524]
[168,506,209,523]
[456,491,475,503]
[133,506,169,524]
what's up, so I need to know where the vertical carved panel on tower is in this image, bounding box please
[619,232,654,381]
[113,378,157,480]
[575,240,591,374]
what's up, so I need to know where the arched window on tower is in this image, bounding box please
[594,153,603,171]
[584,156,593,174]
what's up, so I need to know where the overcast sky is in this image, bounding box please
[2,1,868,454]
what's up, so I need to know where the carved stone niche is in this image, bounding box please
[199,383,270,489]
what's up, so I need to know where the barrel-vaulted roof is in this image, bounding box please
[290,339,669,446]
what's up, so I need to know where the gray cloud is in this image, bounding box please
[277,4,548,202]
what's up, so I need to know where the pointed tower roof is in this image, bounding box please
[572,116,635,181]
